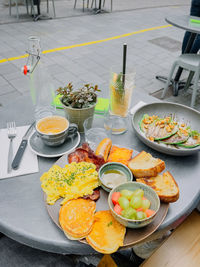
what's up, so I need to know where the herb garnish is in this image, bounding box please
[107,221,113,227]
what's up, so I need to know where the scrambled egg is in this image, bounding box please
[40,162,100,205]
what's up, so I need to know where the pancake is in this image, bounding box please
[59,198,96,239]
[86,210,126,254]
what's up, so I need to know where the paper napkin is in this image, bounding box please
[130,101,146,115]
[0,125,39,180]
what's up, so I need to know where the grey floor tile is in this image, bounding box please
[0,83,16,95]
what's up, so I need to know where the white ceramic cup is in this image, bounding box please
[36,115,77,147]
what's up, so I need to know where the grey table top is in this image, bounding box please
[0,92,200,254]
[166,15,200,34]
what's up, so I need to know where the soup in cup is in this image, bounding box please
[36,116,77,146]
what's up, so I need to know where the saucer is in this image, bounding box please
[28,131,80,158]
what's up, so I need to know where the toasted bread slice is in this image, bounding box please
[128,151,165,178]
[137,171,179,203]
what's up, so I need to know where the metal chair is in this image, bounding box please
[46,0,56,17]
[161,54,200,108]
[102,0,113,11]
[9,0,30,20]
[74,0,90,12]
[90,0,96,9]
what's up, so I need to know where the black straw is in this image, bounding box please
[122,43,127,87]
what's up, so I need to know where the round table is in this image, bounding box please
[0,92,200,254]
[166,15,200,34]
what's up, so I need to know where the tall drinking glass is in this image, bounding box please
[109,69,135,134]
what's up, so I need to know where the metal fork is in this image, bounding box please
[7,122,17,173]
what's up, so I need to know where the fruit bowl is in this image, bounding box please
[108,182,160,228]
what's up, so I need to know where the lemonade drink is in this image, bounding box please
[109,72,134,117]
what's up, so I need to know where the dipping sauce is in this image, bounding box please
[102,169,127,188]
[37,116,68,134]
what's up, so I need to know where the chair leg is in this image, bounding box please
[87,0,89,8]
[161,62,177,99]
[190,70,200,108]
[9,0,12,15]
[47,0,49,13]
[184,71,194,91]
[16,0,19,20]
[91,0,94,8]
[111,0,112,11]
[83,0,85,11]
[103,0,105,7]
[74,0,77,9]
[25,0,29,14]
[52,0,56,17]
[30,0,35,16]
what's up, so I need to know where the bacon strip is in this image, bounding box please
[68,143,105,170]
[83,189,100,201]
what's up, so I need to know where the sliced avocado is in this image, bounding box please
[177,130,200,148]
[139,114,159,133]
[161,132,189,145]
[146,121,178,141]
[139,114,149,132]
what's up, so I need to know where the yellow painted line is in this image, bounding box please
[0,54,29,63]
[0,24,172,64]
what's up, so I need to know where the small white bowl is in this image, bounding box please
[98,162,133,192]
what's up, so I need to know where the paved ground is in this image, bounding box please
[1,0,199,266]
[0,0,199,112]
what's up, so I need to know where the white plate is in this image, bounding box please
[45,150,169,247]
[132,102,200,156]
[28,131,80,158]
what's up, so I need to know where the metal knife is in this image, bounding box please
[11,122,35,170]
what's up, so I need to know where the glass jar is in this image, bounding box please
[24,36,55,121]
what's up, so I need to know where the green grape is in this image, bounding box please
[136,211,147,220]
[120,189,134,200]
[130,213,136,220]
[132,189,144,198]
[121,207,137,219]
[118,197,130,210]
[130,196,142,209]
[142,199,151,211]
[121,210,126,216]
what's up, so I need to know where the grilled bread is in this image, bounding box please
[107,145,133,166]
[128,151,165,178]
[137,171,179,203]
